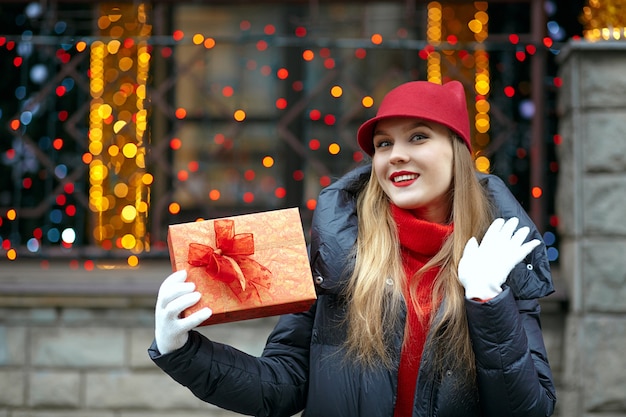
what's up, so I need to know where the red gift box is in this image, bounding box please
[167,207,317,326]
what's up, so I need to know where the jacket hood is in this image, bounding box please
[309,164,554,300]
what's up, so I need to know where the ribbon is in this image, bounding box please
[187,219,272,302]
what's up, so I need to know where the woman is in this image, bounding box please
[149,80,557,417]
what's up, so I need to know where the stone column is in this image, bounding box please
[556,41,626,417]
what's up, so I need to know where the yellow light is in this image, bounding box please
[141,173,154,185]
[113,120,127,133]
[90,164,108,181]
[107,40,121,54]
[192,33,204,45]
[127,255,139,267]
[169,202,181,215]
[7,209,16,221]
[119,57,133,71]
[121,234,136,250]
[362,96,374,108]
[234,109,246,122]
[122,143,138,158]
[89,141,103,156]
[262,156,275,168]
[475,156,490,173]
[330,85,343,98]
[328,143,341,155]
[7,249,17,261]
[76,41,87,52]
[114,183,129,198]
[97,104,113,119]
[121,205,137,222]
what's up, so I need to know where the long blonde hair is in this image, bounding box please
[343,135,494,375]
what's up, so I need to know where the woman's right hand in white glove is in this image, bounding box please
[154,270,213,354]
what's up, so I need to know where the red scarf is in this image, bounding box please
[391,204,453,417]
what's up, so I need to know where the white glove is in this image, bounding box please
[458,217,540,301]
[154,270,213,354]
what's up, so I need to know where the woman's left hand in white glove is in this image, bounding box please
[458,217,541,301]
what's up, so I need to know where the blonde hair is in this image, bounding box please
[343,135,494,376]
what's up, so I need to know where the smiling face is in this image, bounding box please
[372,117,454,224]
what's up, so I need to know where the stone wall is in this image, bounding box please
[0,258,566,416]
[556,40,626,417]
[0,260,279,417]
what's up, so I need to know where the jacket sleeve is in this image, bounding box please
[466,287,556,417]
[148,305,315,417]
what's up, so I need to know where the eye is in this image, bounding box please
[409,132,428,142]
[373,137,392,149]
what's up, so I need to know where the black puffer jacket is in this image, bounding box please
[149,164,557,417]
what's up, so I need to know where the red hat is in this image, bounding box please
[357,80,472,156]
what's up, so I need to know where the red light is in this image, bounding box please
[188,161,199,172]
[353,152,364,163]
[293,170,304,181]
[526,45,537,55]
[256,40,268,51]
[222,86,234,97]
[161,47,173,58]
[243,192,255,203]
[549,215,559,228]
[553,77,563,88]
[292,81,303,91]
[504,86,515,98]
[306,199,317,210]
[324,58,335,69]
[508,34,520,44]
[264,24,276,35]
[56,194,66,206]
[66,205,76,216]
[320,176,331,187]
[22,178,32,189]
[309,109,321,121]
[295,26,307,37]
[320,48,331,58]
[124,38,134,49]
[355,48,367,59]
[244,169,255,181]
[177,170,188,181]
[34,228,43,239]
[531,187,543,198]
[309,139,320,150]
[447,35,458,45]
[515,51,526,62]
[274,187,286,198]
[84,260,95,271]
[277,68,289,79]
[64,183,75,194]
[170,138,182,150]
[53,138,64,150]
[543,37,553,48]
[553,134,563,145]
[323,114,336,125]
[276,98,287,109]
[13,57,23,67]
[58,111,68,121]
[173,30,184,41]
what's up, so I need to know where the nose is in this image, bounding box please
[388,142,409,164]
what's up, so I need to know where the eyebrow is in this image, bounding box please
[373,120,431,137]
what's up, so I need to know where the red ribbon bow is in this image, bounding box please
[187,219,272,302]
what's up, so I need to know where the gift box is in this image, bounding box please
[167,207,317,326]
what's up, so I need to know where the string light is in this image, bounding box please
[581,0,626,41]
[88,3,152,260]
